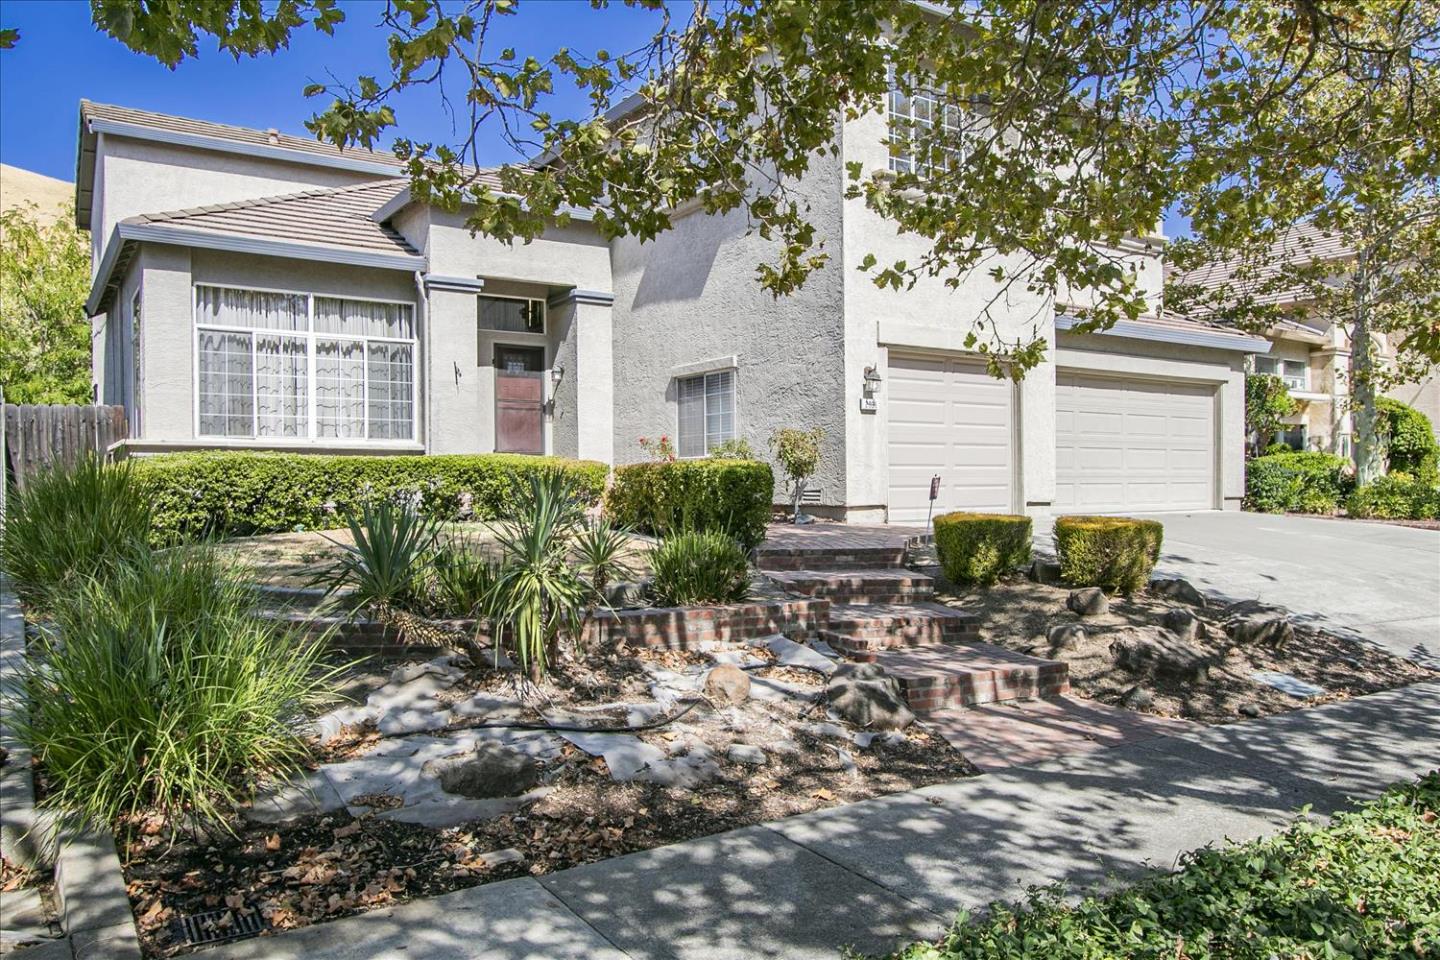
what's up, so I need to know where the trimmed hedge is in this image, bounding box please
[604,459,773,550]
[1346,473,1440,521]
[1053,515,1163,593]
[1244,451,1353,514]
[1377,396,1440,477]
[933,512,1033,586]
[131,451,608,544]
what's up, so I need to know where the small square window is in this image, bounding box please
[478,295,545,334]
[677,370,736,457]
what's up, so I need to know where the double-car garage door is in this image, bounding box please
[886,355,1216,520]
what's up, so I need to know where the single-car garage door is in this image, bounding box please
[1055,372,1215,513]
[887,353,1014,523]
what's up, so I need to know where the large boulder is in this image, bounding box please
[826,667,914,731]
[1067,587,1109,617]
[1029,559,1063,585]
[1047,623,1086,652]
[1150,578,1208,608]
[1226,614,1295,649]
[1161,608,1204,643]
[1112,629,1209,682]
[703,664,752,704]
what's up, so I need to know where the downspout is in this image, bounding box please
[414,271,431,453]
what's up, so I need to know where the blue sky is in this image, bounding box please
[0,0,665,181]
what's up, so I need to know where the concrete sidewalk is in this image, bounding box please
[208,682,1440,960]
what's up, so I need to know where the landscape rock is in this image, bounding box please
[702,664,751,704]
[426,742,542,799]
[1029,559,1063,585]
[1121,685,1155,710]
[1238,702,1263,718]
[1161,608,1204,643]
[831,662,891,683]
[1112,630,1209,682]
[1047,623,1086,651]
[602,579,652,609]
[1067,587,1109,617]
[1227,614,1295,648]
[726,743,768,765]
[1151,578,1208,608]
[826,677,915,731]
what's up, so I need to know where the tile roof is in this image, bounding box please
[1170,222,1354,308]
[124,180,420,256]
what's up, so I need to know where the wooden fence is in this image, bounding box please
[2,404,128,495]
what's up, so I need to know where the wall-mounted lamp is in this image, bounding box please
[551,363,566,385]
[862,365,883,394]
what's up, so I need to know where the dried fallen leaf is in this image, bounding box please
[333,822,361,839]
[265,833,281,852]
[812,788,836,801]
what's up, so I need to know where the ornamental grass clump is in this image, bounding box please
[1053,515,1163,593]
[932,512,1033,586]
[11,546,333,827]
[0,454,151,612]
[649,530,751,606]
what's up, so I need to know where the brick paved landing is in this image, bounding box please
[765,568,935,604]
[922,697,1197,771]
[876,642,1069,710]
[756,523,925,571]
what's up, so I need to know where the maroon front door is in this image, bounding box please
[494,345,545,454]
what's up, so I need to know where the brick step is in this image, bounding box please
[873,642,1070,712]
[766,568,934,604]
[819,602,980,660]
[755,546,907,571]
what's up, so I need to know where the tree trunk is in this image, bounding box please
[1349,245,1384,486]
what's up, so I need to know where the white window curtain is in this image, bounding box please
[196,285,414,441]
[677,370,736,457]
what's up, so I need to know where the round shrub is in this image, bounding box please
[1346,474,1440,521]
[932,512,1033,586]
[649,530,751,606]
[1377,397,1439,477]
[605,459,773,549]
[1244,451,1352,514]
[1053,515,1164,593]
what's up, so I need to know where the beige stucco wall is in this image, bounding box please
[1386,373,1440,444]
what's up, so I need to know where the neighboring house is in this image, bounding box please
[79,98,1267,524]
[1173,223,1440,455]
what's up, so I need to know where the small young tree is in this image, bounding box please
[769,427,823,524]
[0,204,92,404]
[1244,374,1298,457]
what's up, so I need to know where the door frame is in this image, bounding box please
[493,343,548,455]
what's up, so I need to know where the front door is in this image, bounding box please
[494,345,546,454]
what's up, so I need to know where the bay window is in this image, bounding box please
[677,369,736,458]
[195,284,415,441]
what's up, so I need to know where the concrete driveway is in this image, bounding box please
[1135,511,1440,666]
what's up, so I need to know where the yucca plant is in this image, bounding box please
[573,517,638,599]
[10,546,334,827]
[650,530,751,606]
[489,469,591,681]
[316,497,439,618]
[0,455,152,612]
[428,538,500,619]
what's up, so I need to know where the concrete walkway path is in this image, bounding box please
[209,682,1440,960]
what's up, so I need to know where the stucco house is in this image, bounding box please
[1173,223,1440,456]
[80,97,1268,524]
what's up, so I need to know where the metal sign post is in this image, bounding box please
[925,474,940,532]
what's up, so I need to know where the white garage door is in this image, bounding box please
[887,354,1014,523]
[1055,372,1215,513]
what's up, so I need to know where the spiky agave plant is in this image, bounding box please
[573,517,638,600]
[316,497,439,622]
[488,469,590,681]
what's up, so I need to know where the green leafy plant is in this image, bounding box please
[708,437,757,460]
[573,518,638,598]
[1376,397,1439,477]
[10,546,333,827]
[427,539,500,620]
[1053,516,1163,594]
[0,204,93,404]
[932,513,1033,586]
[637,435,677,462]
[605,458,773,549]
[1244,451,1353,514]
[1346,474,1440,521]
[317,498,440,619]
[649,530,751,606]
[130,451,608,545]
[1243,373,1298,455]
[884,773,1440,960]
[0,455,152,612]
[769,427,824,522]
[489,470,592,681]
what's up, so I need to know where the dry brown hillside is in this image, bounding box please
[0,163,72,225]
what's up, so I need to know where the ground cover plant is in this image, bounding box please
[881,772,1440,960]
[0,454,151,611]
[649,529,752,606]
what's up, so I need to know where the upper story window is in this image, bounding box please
[194,284,415,441]
[1254,356,1309,392]
[887,66,962,176]
[677,370,736,458]
[478,294,546,335]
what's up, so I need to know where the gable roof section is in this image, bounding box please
[86,180,425,316]
[75,100,510,229]
[1171,222,1354,310]
[1055,312,1271,353]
